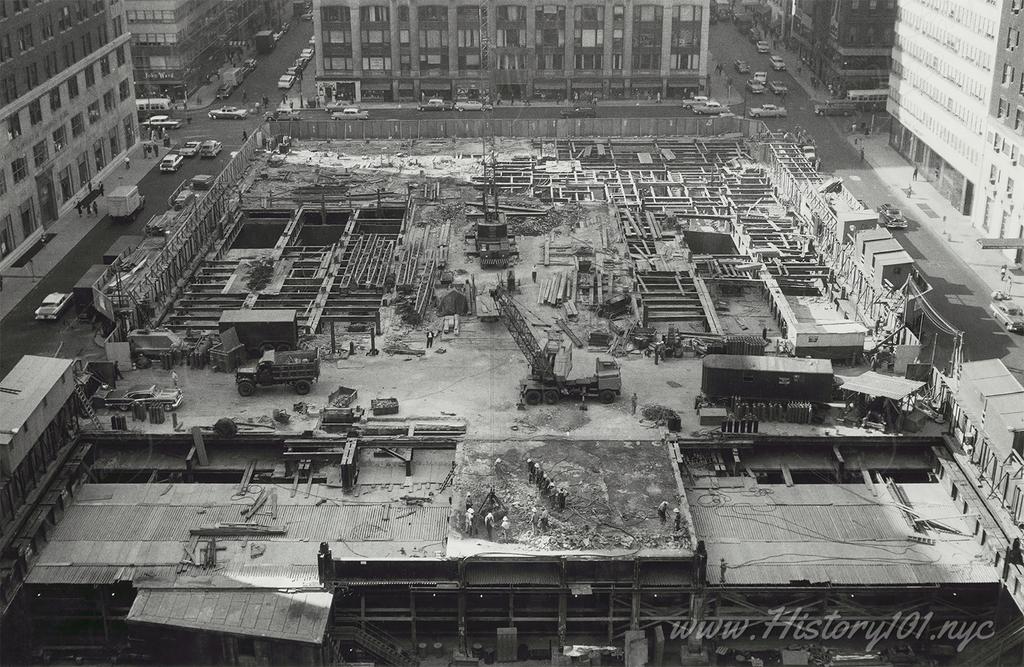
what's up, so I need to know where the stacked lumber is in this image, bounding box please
[538,270,576,306]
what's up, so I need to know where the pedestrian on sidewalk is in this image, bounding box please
[631,392,638,415]
[860,147,865,163]
[98,183,103,196]
[75,200,83,216]
[171,370,179,387]
[124,156,130,170]
[242,130,247,142]
[531,264,537,282]
[91,201,98,215]
[912,166,919,181]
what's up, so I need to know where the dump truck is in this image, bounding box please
[492,284,622,405]
[254,31,276,53]
[219,309,300,356]
[107,185,146,224]
[236,349,320,396]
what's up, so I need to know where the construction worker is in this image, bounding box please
[171,370,179,387]
[484,511,495,540]
[539,510,550,530]
[658,500,669,523]
[501,515,511,541]
[485,486,499,509]
[673,507,682,531]
[631,393,638,415]
[465,507,475,534]
[527,458,536,482]
[557,488,567,511]
[465,491,472,508]
[532,264,537,282]
[529,506,539,528]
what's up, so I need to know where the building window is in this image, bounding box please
[0,214,12,259]
[399,29,409,45]
[67,74,79,98]
[634,5,661,22]
[326,57,353,70]
[84,64,95,87]
[77,151,90,184]
[33,139,48,167]
[88,100,100,122]
[574,28,604,48]
[7,113,21,140]
[103,90,114,111]
[12,156,28,183]
[0,34,11,62]
[1017,108,1024,131]
[122,115,134,149]
[360,5,389,22]
[575,6,604,22]
[99,55,111,76]
[361,56,391,70]
[18,24,34,52]
[118,78,129,101]
[324,30,350,43]
[115,44,125,66]
[612,53,623,70]
[62,41,76,68]
[53,125,66,152]
[93,139,105,171]
[1003,63,1015,86]
[574,53,602,69]
[25,62,39,88]
[108,126,119,156]
[419,29,446,47]
[49,87,61,111]
[41,13,54,40]
[1,76,17,105]
[632,52,660,69]
[20,200,36,238]
[321,6,350,22]
[28,99,42,125]
[361,29,390,43]
[0,168,5,197]
[71,113,84,137]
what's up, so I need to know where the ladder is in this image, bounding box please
[74,382,103,430]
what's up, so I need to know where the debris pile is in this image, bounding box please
[641,404,679,424]
[424,201,466,227]
[244,256,275,292]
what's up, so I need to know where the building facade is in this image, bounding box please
[980,0,1024,258]
[0,0,138,269]
[129,0,288,100]
[791,0,895,95]
[312,0,710,104]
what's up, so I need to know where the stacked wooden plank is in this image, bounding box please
[339,234,396,289]
[538,270,576,306]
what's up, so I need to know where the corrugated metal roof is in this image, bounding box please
[706,543,1000,586]
[128,589,332,645]
[26,565,137,585]
[837,371,925,400]
[690,503,910,542]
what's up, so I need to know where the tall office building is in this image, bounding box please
[0,0,138,269]
[981,0,1024,257]
[128,0,289,100]
[888,0,1003,218]
[312,0,710,104]
[791,0,896,95]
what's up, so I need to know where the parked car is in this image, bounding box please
[301,11,313,20]
[746,79,766,94]
[991,301,1024,333]
[332,107,369,120]
[141,115,182,130]
[560,106,597,118]
[272,31,284,43]
[748,104,787,118]
[752,71,768,84]
[34,292,72,320]
[454,100,493,111]
[734,60,751,73]
[266,107,302,120]
[281,21,291,32]
[277,74,296,89]
[200,140,223,158]
[324,100,350,112]
[419,98,451,111]
[769,55,787,71]
[97,384,184,411]
[242,58,258,74]
[285,66,299,77]
[159,153,184,172]
[756,40,770,53]
[177,140,202,157]
[293,58,306,73]
[215,83,233,99]
[680,95,710,109]
[768,81,788,95]
[693,101,726,115]
[878,204,907,229]
[208,106,248,120]
[300,48,315,61]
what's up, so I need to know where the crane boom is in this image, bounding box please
[492,285,554,381]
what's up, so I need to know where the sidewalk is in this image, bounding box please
[0,141,174,320]
[853,133,1021,301]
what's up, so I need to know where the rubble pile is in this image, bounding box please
[244,256,275,292]
[641,404,679,424]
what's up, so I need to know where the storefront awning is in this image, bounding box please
[127,589,333,645]
[360,82,392,92]
[837,371,925,400]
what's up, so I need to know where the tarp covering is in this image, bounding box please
[837,371,925,400]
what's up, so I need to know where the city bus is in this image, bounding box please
[845,88,889,111]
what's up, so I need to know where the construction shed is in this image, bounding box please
[701,354,835,401]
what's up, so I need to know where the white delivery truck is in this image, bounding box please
[107,185,146,224]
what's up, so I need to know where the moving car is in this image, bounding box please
[454,100,494,111]
[878,203,907,229]
[748,104,787,118]
[215,83,233,99]
[680,95,710,109]
[277,74,296,89]
[266,107,302,120]
[141,115,182,130]
[769,55,787,71]
[324,100,350,112]
[97,384,184,411]
[814,100,857,116]
[734,60,751,73]
[746,79,766,94]
[693,101,726,115]
[159,153,184,172]
[34,292,72,320]
[200,140,223,158]
[177,140,202,157]
[560,106,597,118]
[768,81,788,95]
[991,301,1024,333]
[332,107,369,120]
[208,106,248,120]
[242,58,258,74]
[756,40,770,53]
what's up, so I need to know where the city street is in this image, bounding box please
[707,21,1024,378]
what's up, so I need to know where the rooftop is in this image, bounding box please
[0,355,75,446]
